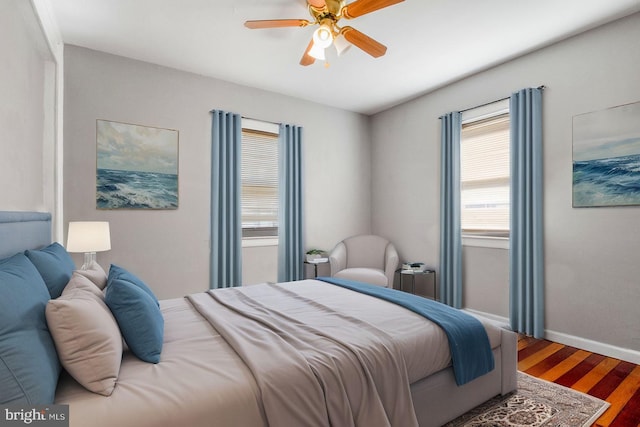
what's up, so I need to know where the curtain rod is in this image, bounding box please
[442,85,546,117]
[242,115,281,126]
[212,111,289,127]
[459,95,509,114]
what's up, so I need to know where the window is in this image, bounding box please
[241,119,279,238]
[460,102,510,239]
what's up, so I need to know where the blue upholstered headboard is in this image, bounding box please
[0,211,52,259]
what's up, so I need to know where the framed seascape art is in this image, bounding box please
[97,120,179,209]
[573,101,640,207]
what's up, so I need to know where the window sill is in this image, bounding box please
[242,237,279,248]
[462,235,509,250]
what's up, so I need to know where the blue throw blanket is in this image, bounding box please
[316,277,495,386]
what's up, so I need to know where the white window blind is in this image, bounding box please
[241,127,278,237]
[460,113,510,235]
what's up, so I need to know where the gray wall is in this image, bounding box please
[0,0,54,213]
[371,13,640,354]
[63,46,371,298]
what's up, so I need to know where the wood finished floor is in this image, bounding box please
[518,335,640,427]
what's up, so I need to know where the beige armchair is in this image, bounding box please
[329,235,399,287]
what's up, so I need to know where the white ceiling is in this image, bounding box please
[47,0,640,115]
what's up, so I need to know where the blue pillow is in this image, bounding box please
[108,264,159,306]
[105,278,164,363]
[25,242,76,299]
[0,253,61,404]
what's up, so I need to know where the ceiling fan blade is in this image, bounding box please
[342,0,404,19]
[341,27,387,58]
[300,39,316,66]
[307,0,327,8]
[244,19,310,29]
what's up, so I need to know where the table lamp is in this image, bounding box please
[66,221,111,270]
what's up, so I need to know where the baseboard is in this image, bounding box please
[463,309,640,365]
[544,330,640,365]
[463,308,510,326]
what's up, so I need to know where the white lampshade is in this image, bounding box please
[313,24,333,49]
[66,221,111,253]
[333,33,352,56]
[308,42,326,60]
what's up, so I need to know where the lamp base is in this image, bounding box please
[80,252,97,270]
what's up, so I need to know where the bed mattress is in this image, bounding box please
[55,280,504,427]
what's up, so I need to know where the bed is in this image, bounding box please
[0,211,517,427]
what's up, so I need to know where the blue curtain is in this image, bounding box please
[210,110,242,288]
[278,124,304,282]
[440,112,463,308]
[509,88,544,338]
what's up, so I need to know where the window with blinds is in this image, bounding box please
[241,127,278,238]
[460,113,510,236]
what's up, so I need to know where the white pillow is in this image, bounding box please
[75,261,108,290]
[46,274,122,396]
[65,271,104,299]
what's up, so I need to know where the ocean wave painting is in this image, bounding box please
[97,169,178,209]
[573,102,640,207]
[97,120,178,209]
[573,155,640,207]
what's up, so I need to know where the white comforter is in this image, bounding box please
[188,283,417,426]
[55,280,501,427]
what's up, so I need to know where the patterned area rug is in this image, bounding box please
[444,372,609,427]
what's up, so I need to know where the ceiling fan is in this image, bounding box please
[244,0,404,66]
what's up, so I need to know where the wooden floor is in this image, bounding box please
[518,335,640,427]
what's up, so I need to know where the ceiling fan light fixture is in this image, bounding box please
[313,24,333,49]
[333,33,351,56]
[244,0,405,66]
[308,42,326,60]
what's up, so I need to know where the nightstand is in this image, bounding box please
[304,260,330,279]
[394,268,436,300]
